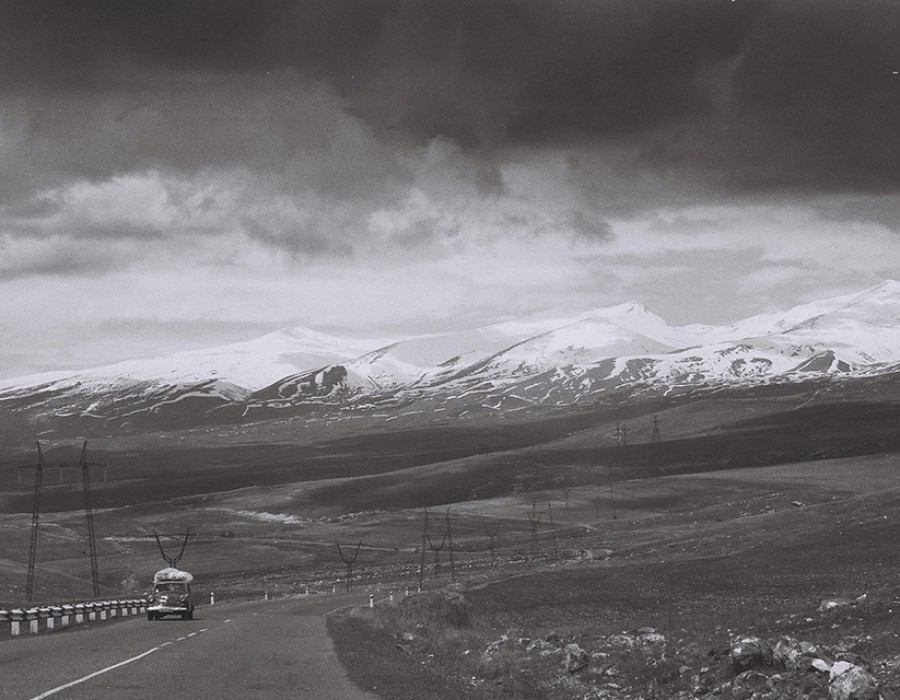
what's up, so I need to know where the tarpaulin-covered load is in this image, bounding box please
[153,567,194,583]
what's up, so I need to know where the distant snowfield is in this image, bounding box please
[0,326,392,393]
[1,280,899,413]
[229,510,311,526]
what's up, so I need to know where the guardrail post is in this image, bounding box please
[10,609,24,636]
[74,603,85,624]
[26,608,39,634]
[38,607,52,630]
[49,606,63,630]
[61,604,73,627]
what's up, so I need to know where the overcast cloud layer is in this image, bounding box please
[2,0,899,378]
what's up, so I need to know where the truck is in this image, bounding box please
[147,567,195,620]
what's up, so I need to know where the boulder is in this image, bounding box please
[730,670,771,700]
[482,634,509,656]
[564,643,590,674]
[819,598,851,613]
[829,662,879,700]
[773,636,824,671]
[525,639,554,654]
[639,627,667,645]
[730,636,773,671]
[812,658,832,674]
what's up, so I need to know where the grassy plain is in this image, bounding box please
[2,382,900,696]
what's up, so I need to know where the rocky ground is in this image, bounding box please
[332,574,900,700]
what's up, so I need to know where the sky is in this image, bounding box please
[1,0,900,379]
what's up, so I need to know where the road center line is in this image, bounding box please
[29,647,161,700]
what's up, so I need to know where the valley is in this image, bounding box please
[2,283,900,698]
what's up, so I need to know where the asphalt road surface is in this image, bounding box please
[0,593,379,700]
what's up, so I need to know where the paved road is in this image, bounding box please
[0,594,379,700]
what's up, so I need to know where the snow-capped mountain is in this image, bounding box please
[2,281,899,437]
[261,281,900,406]
[0,327,390,434]
[0,326,387,395]
[258,301,705,402]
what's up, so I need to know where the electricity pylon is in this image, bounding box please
[79,442,101,598]
[153,528,192,568]
[25,443,46,604]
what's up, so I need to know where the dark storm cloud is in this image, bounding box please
[3,0,900,193]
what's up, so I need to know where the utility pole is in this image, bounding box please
[25,443,46,604]
[651,415,661,442]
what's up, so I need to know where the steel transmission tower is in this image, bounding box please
[25,443,46,604]
[79,442,101,598]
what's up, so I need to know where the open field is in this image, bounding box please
[2,386,900,696]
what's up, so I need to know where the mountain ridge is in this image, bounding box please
[2,281,899,438]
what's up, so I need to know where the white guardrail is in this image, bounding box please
[0,600,147,638]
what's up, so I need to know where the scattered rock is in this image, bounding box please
[730,636,773,671]
[773,635,825,671]
[483,634,509,655]
[820,599,852,613]
[564,643,590,674]
[812,658,833,674]
[526,639,554,654]
[829,662,879,700]
[638,627,667,645]
[729,670,771,700]
[394,631,431,655]
[800,641,822,656]
[607,633,637,649]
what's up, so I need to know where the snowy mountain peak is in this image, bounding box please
[849,279,900,305]
[2,281,900,434]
